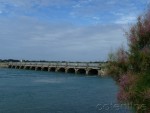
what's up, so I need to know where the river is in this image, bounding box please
[0,68,132,113]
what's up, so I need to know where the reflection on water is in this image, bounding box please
[0,68,132,113]
[34,78,66,84]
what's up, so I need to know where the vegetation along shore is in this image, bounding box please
[107,8,150,113]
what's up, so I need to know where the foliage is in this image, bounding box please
[107,9,150,113]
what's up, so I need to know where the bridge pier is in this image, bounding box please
[55,68,59,72]
[48,67,51,72]
[86,70,89,75]
[75,69,78,74]
[65,69,67,73]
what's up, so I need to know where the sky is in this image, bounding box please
[0,0,149,61]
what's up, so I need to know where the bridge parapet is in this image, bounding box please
[9,62,101,67]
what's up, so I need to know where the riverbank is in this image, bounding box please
[0,62,8,68]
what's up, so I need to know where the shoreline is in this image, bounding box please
[0,62,8,68]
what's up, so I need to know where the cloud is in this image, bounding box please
[0,16,127,61]
[115,15,137,24]
[71,0,149,23]
[0,0,149,24]
[0,0,148,61]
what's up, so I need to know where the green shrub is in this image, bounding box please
[107,8,150,113]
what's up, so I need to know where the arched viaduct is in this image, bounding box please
[8,62,106,76]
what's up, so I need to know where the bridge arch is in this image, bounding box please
[25,66,30,70]
[88,69,98,75]
[30,66,36,70]
[36,67,42,71]
[77,69,86,74]
[20,66,24,69]
[50,67,56,72]
[16,66,20,69]
[67,68,75,73]
[42,67,48,71]
[11,65,16,68]
[57,68,65,72]
[8,65,12,68]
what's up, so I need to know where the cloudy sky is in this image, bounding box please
[0,0,149,61]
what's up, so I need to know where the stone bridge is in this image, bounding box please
[8,62,107,76]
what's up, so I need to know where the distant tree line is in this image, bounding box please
[0,59,20,62]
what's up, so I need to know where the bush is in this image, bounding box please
[107,8,150,113]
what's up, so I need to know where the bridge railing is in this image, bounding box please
[49,63,57,66]
[57,62,67,67]
[77,63,87,67]
[88,63,100,67]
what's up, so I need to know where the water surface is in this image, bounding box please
[0,68,132,113]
